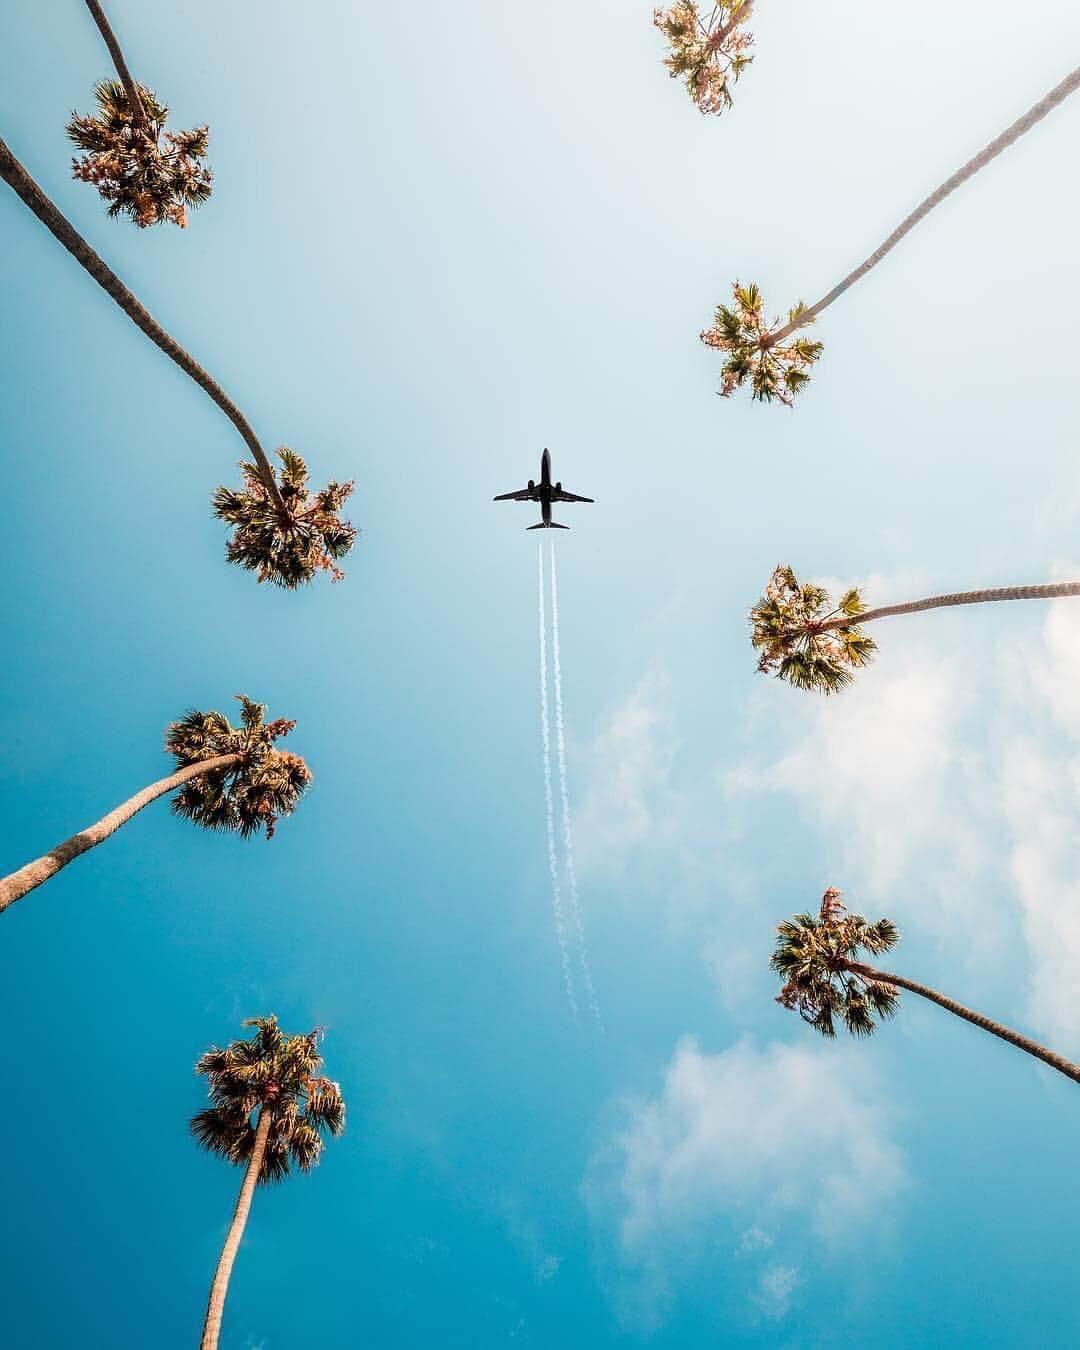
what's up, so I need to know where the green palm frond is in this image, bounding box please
[653,2,755,116]
[701,284,823,405]
[772,890,901,1040]
[213,449,358,589]
[190,1105,254,1162]
[750,564,876,694]
[67,79,212,228]
[305,1079,346,1135]
[192,1016,346,1186]
[165,695,310,839]
[288,1123,323,1173]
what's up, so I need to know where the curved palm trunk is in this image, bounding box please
[0,135,286,513]
[83,0,147,128]
[769,64,1080,345]
[845,962,1080,1086]
[821,580,1080,633]
[0,753,241,915]
[200,1108,272,1350]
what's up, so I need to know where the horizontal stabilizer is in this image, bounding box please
[527,521,569,530]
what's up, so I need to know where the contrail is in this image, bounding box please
[549,541,602,1027]
[538,542,579,1022]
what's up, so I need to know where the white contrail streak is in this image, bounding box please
[549,541,602,1027]
[539,543,579,1022]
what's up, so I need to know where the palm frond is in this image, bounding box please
[701,283,822,404]
[165,697,309,838]
[772,889,903,1041]
[653,2,755,116]
[750,565,876,694]
[213,449,358,589]
[192,1016,346,1184]
[67,80,211,228]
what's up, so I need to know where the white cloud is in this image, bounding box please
[609,1037,906,1248]
[732,596,1080,1050]
[576,670,680,876]
[735,1224,774,1256]
[727,643,994,943]
[997,583,1080,1055]
[753,1263,801,1321]
[586,1037,906,1329]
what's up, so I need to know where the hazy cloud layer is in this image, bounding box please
[586,1037,906,1330]
[581,581,1080,1329]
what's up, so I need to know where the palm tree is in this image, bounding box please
[68,80,211,229]
[72,2,211,227]
[750,564,1080,694]
[703,64,1080,403]
[701,283,822,406]
[653,1,754,116]
[772,888,1080,1086]
[0,133,356,585]
[192,1015,345,1350]
[214,449,356,586]
[0,697,309,915]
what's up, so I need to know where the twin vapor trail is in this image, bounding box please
[537,540,600,1026]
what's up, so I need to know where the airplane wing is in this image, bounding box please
[493,488,535,501]
[552,489,594,503]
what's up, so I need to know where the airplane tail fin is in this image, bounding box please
[528,521,570,530]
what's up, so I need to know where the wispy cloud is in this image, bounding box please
[578,571,1080,1330]
[585,1037,906,1331]
[726,643,997,955]
[753,1263,802,1321]
[998,577,1080,1054]
[580,581,1080,1049]
[576,671,680,876]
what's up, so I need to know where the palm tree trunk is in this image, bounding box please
[200,1107,273,1350]
[845,962,1080,1086]
[83,0,148,128]
[768,64,1080,345]
[0,134,287,513]
[0,753,241,915]
[821,581,1080,633]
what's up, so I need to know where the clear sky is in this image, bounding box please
[3,2,1080,1346]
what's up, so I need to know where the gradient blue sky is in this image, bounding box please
[3,3,1080,1346]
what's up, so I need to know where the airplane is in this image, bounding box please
[493,448,594,530]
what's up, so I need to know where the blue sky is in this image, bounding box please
[3,2,1080,1346]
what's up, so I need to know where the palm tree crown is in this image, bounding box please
[701,66,1080,405]
[213,449,357,588]
[68,79,211,228]
[750,565,876,693]
[771,889,901,1038]
[751,568,1080,695]
[191,1016,345,1183]
[167,695,311,839]
[653,2,754,116]
[700,284,823,405]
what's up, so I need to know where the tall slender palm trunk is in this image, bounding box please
[0,753,241,915]
[200,1108,273,1350]
[820,581,1080,633]
[768,64,1080,346]
[82,0,147,127]
[844,962,1080,1086]
[0,135,286,512]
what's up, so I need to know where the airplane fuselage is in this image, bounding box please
[493,448,593,530]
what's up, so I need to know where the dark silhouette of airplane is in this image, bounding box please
[494,448,594,529]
